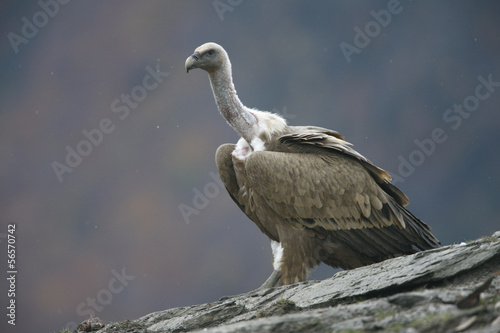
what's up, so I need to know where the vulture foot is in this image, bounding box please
[218,270,282,301]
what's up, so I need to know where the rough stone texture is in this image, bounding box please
[92,232,500,333]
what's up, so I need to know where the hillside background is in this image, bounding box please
[0,1,499,332]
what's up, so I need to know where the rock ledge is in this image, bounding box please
[93,233,500,333]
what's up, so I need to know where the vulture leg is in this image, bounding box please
[218,273,280,301]
[259,269,282,289]
[216,144,286,291]
[219,269,281,300]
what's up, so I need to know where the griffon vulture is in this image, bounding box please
[185,42,439,288]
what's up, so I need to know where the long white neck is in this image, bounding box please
[208,63,259,143]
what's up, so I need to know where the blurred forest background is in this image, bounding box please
[0,1,499,332]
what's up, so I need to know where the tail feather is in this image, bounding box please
[322,201,439,269]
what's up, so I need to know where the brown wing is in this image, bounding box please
[244,130,439,252]
[245,149,404,231]
[215,143,280,242]
[280,126,410,206]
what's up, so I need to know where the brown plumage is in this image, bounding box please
[185,42,439,288]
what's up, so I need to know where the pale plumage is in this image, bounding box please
[185,42,439,287]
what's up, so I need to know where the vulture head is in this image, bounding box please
[185,42,228,73]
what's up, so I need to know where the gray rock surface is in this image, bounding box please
[91,232,500,333]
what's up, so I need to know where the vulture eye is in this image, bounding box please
[207,49,215,56]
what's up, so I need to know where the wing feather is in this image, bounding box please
[243,126,439,251]
[245,149,403,231]
[280,127,410,206]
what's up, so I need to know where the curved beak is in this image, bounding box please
[185,52,201,73]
